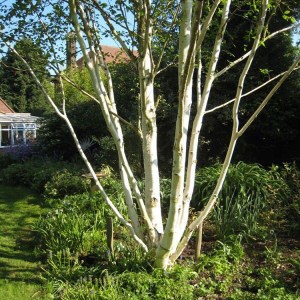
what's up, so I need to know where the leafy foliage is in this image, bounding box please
[36,100,108,161]
[33,194,107,255]
[0,38,51,115]
[44,169,88,198]
[0,158,87,195]
[192,162,288,239]
[1,159,297,298]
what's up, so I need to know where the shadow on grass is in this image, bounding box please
[0,248,37,263]
[0,260,44,285]
[0,185,46,286]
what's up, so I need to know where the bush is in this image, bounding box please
[192,162,287,239]
[277,163,300,236]
[0,150,15,170]
[0,143,37,161]
[1,162,32,186]
[0,158,87,195]
[44,169,88,198]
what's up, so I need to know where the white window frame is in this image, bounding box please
[0,122,37,148]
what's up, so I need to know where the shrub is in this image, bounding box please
[0,143,37,161]
[277,162,300,236]
[0,150,15,170]
[0,163,28,186]
[192,162,287,239]
[0,158,87,195]
[44,169,89,198]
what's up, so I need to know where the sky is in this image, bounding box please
[1,0,299,62]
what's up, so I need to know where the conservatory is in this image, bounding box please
[0,113,39,148]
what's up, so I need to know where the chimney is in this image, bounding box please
[66,31,76,69]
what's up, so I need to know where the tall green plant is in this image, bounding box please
[192,162,286,238]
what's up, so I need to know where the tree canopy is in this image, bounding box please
[0,38,51,115]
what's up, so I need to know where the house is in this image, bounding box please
[0,97,39,148]
[76,45,137,68]
[66,33,137,69]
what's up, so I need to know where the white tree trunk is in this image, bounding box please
[178,0,232,246]
[137,0,164,244]
[155,0,194,268]
[139,50,164,242]
[170,0,269,263]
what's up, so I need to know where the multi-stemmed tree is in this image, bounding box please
[0,0,299,269]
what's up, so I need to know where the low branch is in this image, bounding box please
[61,74,100,103]
[109,111,142,138]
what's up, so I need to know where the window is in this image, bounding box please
[0,125,11,146]
[0,123,37,147]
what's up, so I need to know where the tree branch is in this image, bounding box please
[215,23,299,79]
[93,0,137,62]
[238,55,300,136]
[205,67,300,114]
[154,3,180,75]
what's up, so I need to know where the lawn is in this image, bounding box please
[0,184,50,300]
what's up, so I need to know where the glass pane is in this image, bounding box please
[25,124,36,129]
[26,130,35,143]
[12,129,23,145]
[1,130,10,146]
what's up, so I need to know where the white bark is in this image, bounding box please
[139,51,163,240]
[1,0,299,270]
[138,0,163,243]
[69,0,158,242]
[155,0,194,268]
[178,0,232,246]
[170,0,269,263]
[155,0,229,269]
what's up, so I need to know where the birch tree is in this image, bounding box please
[0,0,299,269]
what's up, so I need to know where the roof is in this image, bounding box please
[76,45,138,68]
[0,113,39,123]
[0,97,15,114]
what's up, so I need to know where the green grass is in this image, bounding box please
[0,184,51,300]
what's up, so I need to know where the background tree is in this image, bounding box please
[0,38,51,115]
[201,0,300,165]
